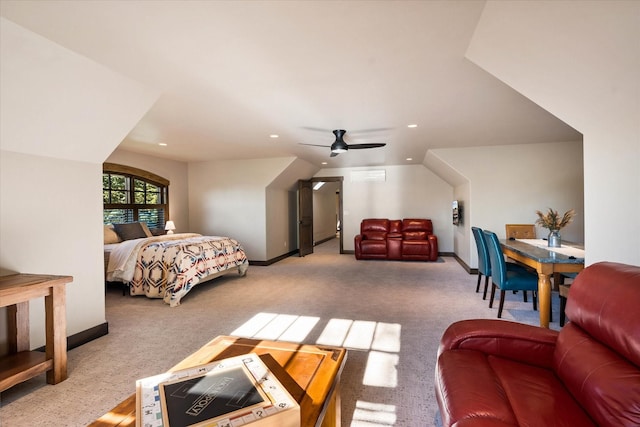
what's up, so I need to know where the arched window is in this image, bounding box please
[103,163,169,235]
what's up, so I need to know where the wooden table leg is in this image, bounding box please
[45,284,67,384]
[8,302,30,353]
[321,383,341,427]
[537,273,552,328]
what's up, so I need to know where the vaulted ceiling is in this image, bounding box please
[1,1,581,167]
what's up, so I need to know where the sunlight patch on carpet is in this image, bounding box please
[316,319,402,352]
[279,315,322,342]
[371,323,401,352]
[363,351,398,387]
[352,400,397,426]
[317,318,353,346]
[251,313,299,340]
[232,313,402,352]
[343,320,377,349]
[230,312,320,341]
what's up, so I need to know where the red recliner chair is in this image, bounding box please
[435,261,640,427]
[354,218,390,260]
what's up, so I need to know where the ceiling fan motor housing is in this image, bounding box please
[331,129,348,153]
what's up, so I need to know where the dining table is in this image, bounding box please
[500,238,585,328]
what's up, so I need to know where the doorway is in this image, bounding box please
[298,177,344,255]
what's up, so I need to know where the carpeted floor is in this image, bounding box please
[0,238,561,426]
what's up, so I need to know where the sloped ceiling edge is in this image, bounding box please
[0,18,159,163]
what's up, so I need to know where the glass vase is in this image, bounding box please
[548,230,561,248]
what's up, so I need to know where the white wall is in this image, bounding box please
[316,165,453,252]
[431,140,584,268]
[453,182,471,265]
[105,149,190,232]
[313,182,340,243]
[265,158,319,259]
[188,157,299,261]
[0,152,105,352]
[0,18,157,353]
[265,187,293,259]
[467,0,640,265]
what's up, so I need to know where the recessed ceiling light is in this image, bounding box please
[321,162,328,165]
[158,143,167,146]
[407,124,418,128]
[269,134,279,138]
[406,158,413,161]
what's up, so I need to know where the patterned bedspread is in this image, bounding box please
[106,234,248,306]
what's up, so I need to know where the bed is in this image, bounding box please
[104,223,248,307]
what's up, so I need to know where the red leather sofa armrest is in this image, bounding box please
[428,234,438,261]
[438,319,559,369]
[354,234,363,259]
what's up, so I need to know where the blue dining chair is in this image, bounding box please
[483,230,539,318]
[472,227,531,300]
[471,227,491,299]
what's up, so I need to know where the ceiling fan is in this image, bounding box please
[300,129,386,157]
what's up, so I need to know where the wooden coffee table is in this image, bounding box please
[89,335,347,427]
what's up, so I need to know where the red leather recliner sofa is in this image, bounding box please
[435,261,640,427]
[354,218,438,261]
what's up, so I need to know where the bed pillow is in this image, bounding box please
[113,222,148,241]
[104,224,122,244]
[140,222,154,237]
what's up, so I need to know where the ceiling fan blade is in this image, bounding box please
[301,129,385,157]
[299,143,331,148]
[301,126,333,133]
[303,126,392,134]
[347,143,386,149]
[347,127,393,135]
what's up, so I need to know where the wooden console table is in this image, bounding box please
[90,335,347,427]
[0,273,73,391]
